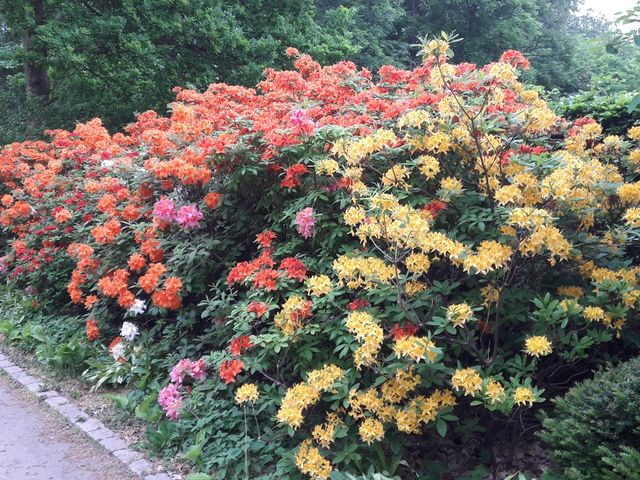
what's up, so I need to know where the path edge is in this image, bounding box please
[0,349,171,480]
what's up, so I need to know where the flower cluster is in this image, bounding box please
[1,38,639,479]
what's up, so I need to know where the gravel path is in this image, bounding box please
[0,374,137,480]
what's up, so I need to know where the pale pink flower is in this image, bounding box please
[175,205,203,229]
[152,198,176,222]
[296,207,316,239]
[158,383,182,421]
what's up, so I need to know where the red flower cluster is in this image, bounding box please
[219,359,244,384]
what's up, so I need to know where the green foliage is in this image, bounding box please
[539,357,640,479]
[0,286,91,374]
[316,0,408,71]
[555,91,640,134]
[397,0,583,91]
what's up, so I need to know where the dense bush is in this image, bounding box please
[1,38,640,478]
[539,357,640,479]
[555,90,640,135]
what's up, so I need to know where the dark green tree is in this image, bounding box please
[0,0,355,141]
[316,0,408,70]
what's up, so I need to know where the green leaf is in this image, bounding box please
[436,418,447,437]
[184,444,203,461]
[628,94,640,113]
[185,474,212,480]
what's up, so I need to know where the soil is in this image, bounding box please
[0,372,138,480]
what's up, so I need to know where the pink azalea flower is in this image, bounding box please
[170,359,192,384]
[290,109,317,135]
[175,204,204,229]
[189,358,207,381]
[158,383,182,421]
[153,198,176,222]
[296,207,316,239]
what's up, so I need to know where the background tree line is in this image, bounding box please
[0,0,638,144]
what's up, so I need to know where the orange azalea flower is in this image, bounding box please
[67,242,94,258]
[97,193,117,214]
[164,276,182,293]
[86,318,99,341]
[117,290,136,308]
[152,288,181,309]
[85,180,101,193]
[84,295,98,309]
[204,192,222,209]
[54,208,72,223]
[120,204,140,221]
[138,263,166,293]
[128,253,146,271]
[141,238,164,262]
[115,188,130,202]
[97,269,130,297]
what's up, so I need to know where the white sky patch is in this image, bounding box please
[579,0,637,30]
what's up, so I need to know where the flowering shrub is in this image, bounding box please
[1,37,640,478]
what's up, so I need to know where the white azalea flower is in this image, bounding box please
[120,321,139,341]
[111,342,125,360]
[128,299,146,316]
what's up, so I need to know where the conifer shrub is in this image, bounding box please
[539,357,640,479]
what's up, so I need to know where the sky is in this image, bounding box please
[580,0,637,21]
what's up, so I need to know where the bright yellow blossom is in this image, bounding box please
[513,387,536,406]
[451,368,483,395]
[524,336,552,357]
[306,275,332,297]
[235,383,259,404]
[358,418,385,444]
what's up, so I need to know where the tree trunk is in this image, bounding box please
[23,0,50,99]
[406,0,418,16]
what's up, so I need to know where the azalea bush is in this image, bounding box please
[0,35,640,478]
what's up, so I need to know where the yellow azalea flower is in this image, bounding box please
[417,155,440,179]
[235,383,259,405]
[343,206,366,226]
[524,336,552,357]
[345,311,383,368]
[583,306,606,322]
[485,380,505,405]
[557,285,584,298]
[295,440,332,479]
[627,126,640,141]
[405,252,431,274]
[306,275,332,297]
[440,176,463,193]
[513,386,536,406]
[316,158,339,175]
[451,368,482,395]
[623,208,640,228]
[617,182,640,204]
[446,303,473,327]
[358,418,385,444]
[382,164,410,189]
[393,336,437,362]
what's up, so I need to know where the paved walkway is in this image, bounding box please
[0,374,137,480]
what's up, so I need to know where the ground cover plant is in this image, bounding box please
[0,36,639,478]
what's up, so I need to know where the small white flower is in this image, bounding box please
[128,299,146,316]
[120,322,139,341]
[101,159,115,168]
[111,342,125,360]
